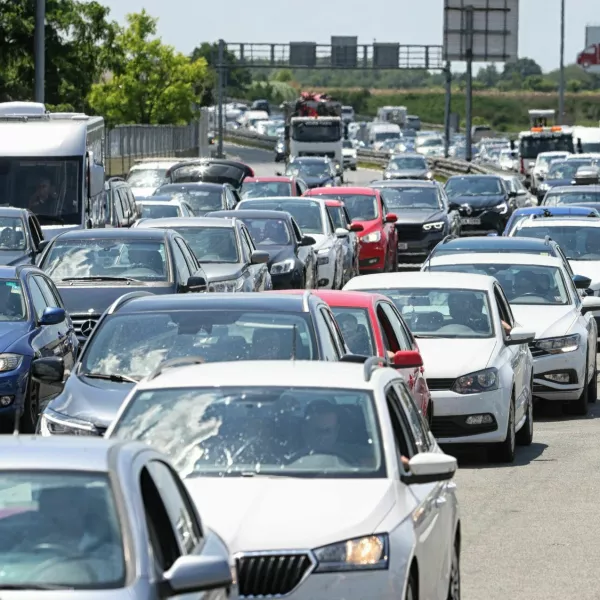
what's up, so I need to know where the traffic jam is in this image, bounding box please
[0,96,600,598]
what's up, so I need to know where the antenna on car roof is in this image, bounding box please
[291,325,297,361]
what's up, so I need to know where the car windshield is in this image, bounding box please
[241,181,293,199]
[428,264,569,305]
[0,280,26,321]
[313,195,378,221]
[42,239,168,281]
[331,307,376,355]
[291,121,342,143]
[342,141,353,149]
[173,227,239,263]
[513,225,596,259]
[240,218,291,246]
[547,161,589,180]
[139,203,180,219]
[286,163,330,179]
[238,200,324,234]
[0,471,124,588]
[387,157,427,170]
[376,186,439,209]
[0,217,27,251]
[81,310,317,380]
[417,137,443,148]
[537,154,567,167]
[155,185,223,214]
[544,191,600,206]
[519,135,575,159]
[445,177,503,197]
[109,386,385,479]
[126,168,167,188]
[361,288,494,338]
[506,215,534,234]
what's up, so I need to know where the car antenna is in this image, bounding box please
[291,325,297,361]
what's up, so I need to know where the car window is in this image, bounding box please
[241,226,256,253]
[291,219,303,242]
[176,239,199,274]
[171,242,191,281]
[321,307,347,357]
[27,276,49,320]
[0,279,26,321]
[33,275,61,308]
[318,307,344,359]
[494,284,515,327]
[238,227,253,262]
[380,303,412,350]
[331,307,375,356]
[393,383,431,452]
[385,385,415,459]
[376,304,400,352]
[28,217,42,248]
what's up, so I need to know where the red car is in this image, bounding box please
[305,187,398,273]
[274,289,432,422]
[577,43,600,69]
[240,176,308,199]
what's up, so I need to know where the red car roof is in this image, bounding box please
[271,289,387,308]
[324,199,344,207]
[305,187,377,196]
[244,176,294,183]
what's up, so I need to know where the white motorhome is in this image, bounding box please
[0,102,105,239]
[289,116,344,167]
[368,122,402,149]
[376,105,407,128]
[572,126,600,153]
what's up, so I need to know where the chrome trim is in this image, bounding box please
[301,290,311,312]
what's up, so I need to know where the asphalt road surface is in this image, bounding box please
[232,140,599,599]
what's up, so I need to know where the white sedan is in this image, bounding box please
[237,196,346,289]
[344,272,536,463]
[106,359,461,600]
[424,252,600,415]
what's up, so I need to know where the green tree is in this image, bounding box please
[501,57,542,82]
[88,11,209,125]
[273,69,294,83]
[0,0,119,109]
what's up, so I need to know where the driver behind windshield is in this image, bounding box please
[447,292,490,333]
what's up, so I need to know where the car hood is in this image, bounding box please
[131,186,158,198]
[417,337,498,378]
[510,304,576,339]
[386,169,429,179]
[545,178,572,187]
[568,260,600,288]
[0,250,33,266]
[394,208,444,225]
[48,374,134,429]
[0,322,32,352]
[201,263,244,282]
[256,244,294,267]
[185,478,401,553]
[302,176,335,188]
[447,194,506,209]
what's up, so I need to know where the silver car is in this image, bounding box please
[0,436,231,598]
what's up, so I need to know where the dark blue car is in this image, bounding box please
[0,265,78,432]
[502,206,600,236]
[0,207,47,266]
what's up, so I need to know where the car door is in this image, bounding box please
[171,242,193,292]
[380,194,397,268]
[297,179,308,195]
[26,215,43,261]
[239,224,265,291]
[223,186,237,210]
[317,306,347,359]
[324,207,344,282]
[291,218,316,288]
[342,205,360,275]
[111,188,125,227]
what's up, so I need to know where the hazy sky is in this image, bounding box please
[98,0,599,73]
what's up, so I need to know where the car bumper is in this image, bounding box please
[317,257,336,288]
[531,350,586,401]
[397,232,446,266]
[272,271,304,290]
[430,387,508,444]
[0,366,30,417]
[459,211,508,235]
[343,157,357,168]
[359,241,386,272]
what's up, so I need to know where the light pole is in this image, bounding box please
[558,0,565,124]
[34,0,46,103]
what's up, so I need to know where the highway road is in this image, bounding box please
[230,140,600,600]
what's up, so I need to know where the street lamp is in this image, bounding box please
[34,0,46,102]
[558,0,565,124]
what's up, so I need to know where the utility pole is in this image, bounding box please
[216,39,225,159]
[464,6,474,162]
[443,62,452,158]
[34,0,45,102]
[558,0,566,124]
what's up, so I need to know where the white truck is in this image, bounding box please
[368,122,402,150]
[376,105,408,128]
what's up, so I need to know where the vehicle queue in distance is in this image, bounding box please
[1,99,600,599]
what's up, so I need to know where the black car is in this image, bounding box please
[37,292,350,435]
[135,217,271,292]
[382,153,431,181]
[0,207,47,266]
[37,229,208,342]
[444,174,514,235]
[154,182,240,215]
[370,180,461,267]
[104,177,139,227]
[165,158,254,191]
[208,209,318,289]
[283,157,342,188]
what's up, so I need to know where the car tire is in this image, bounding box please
[20,378,40,434]
[516,381,534,446]
[567,361,589,416]
[405,572,418,600]
[351,166,357,171]
[447,538,461,600]
[489,395,515,463]
[588,359,597,403]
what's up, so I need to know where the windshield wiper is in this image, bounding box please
[0,584,74,590]
[61,276,142,283]
[81,372,139,383]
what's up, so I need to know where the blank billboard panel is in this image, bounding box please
[289,42,317,67]
[373,43,400,69]
[331,36,358,68]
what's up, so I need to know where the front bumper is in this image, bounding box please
[272,270,304,290]
[530,348,586,402]
[396,228,445,266]
[0,365,30,418]
[458,210,508,235]
[317,256,336,288]
[358,241,386,272]
[430,387,508,444]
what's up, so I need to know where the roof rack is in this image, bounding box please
[107,291,154,315]
[147,357,205,381]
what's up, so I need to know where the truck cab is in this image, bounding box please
[577,44,600,70]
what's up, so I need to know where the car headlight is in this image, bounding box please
[208,278,244,293]
[535,334,580,354]
[271,259,295,274]
[313,534,389,572]
[0,354,23,372]
[39,409,98,436]
[453,367,499,394]
[426,171,433,179]
[492,202,509,215]
[362,231,381,243]
[423,220,445,231]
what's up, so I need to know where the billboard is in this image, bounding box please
[585,25,600,47]
[443,0,519,62]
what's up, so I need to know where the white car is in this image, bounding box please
[135,197,195,219]
[424,253,600,415]
[126,159,179,198]
[531,151,571,192]
[106,359,460,600]
[344,272,536,462]
[342,140,358,171]
[236,196,346,289]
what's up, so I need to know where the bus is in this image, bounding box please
[0,102,106,239]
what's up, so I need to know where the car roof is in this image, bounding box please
[0,265,24,279]
[446,174,502,180]
[52,228,169,241]
[135,360,399,393]
[0,207,30,218]
[110,292,313,315]
[307,187,376,195]
[512,207,597,215]
[440,236,556,250]
[429,252,564,268]
[324,199,343,207]
[158,182,224,191]
[243,176,294,183]
[290,156,329,163]
[518,218,600,228]
[239,196,326,206]
[136,217,234,229]
[370,179,436,187]
[277,289,392,308]
[546,185,600,193]
[211,209,293,220]
[344,271,496,292]
[130,160,179,170]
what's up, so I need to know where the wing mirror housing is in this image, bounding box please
[300,235,316,246]
[392,350,423,369]
[573,274,592,290]
[39,306,66,326]
[505,327,535,346]
[581,295,600,315]
[31,357,65,384]
[251,250,270,264]
[159,554,233,598]
[187,275,207,292]
[335,227,349,238]
[400,452,457,485]
[349,222,364,232]
[384,213,398,223]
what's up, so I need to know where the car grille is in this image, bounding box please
[431,416,497,438]
[71,313,101,340]
[427,378,456,391]
[528,342,547,358]
[236,553,313,598]
[396,224,424,242]
[458,206,486,217]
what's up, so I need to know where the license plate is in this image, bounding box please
[398,243,408,250]
[461,218,481,225]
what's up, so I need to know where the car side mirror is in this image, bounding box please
[39,306,66,326]
[392,350,423,369]
[400,452,457,485]
[275,171,283,176]
[508,190,517,198]
[301,235,316,246]
[335,227,349,238]
[582,295,600,314]
[187,275,207,292]
[159,554,232,598]
[505,327,535,346]
[251,250,270,264]
[349,222,364,232]
[448,201,460,210]
[31,357,64,384]
[573,274,592,290]
[37,239,49,253]
[384,213,398,223]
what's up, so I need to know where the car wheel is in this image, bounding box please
[566,360,589,416]
[405,572,418,600]
[516,380,534,446]
[20,378,40,434]
[447,539,460,600]
[588,359,597,403]
[489,395,515,463]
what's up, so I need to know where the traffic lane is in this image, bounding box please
[456,371,600,600]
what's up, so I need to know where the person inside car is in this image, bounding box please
[29,177,58,214]
[336,312,372,356]
[447,291,490,333]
